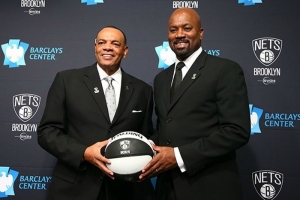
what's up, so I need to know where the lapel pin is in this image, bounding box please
[94,87,99,93]
[125,86,130,90]
[191,74,197,79]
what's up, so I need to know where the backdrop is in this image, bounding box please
[1,0,299,199]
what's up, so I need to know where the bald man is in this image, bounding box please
[140,8,250,200]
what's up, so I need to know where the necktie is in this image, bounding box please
[104,76,116,122]
[170,62,185,102]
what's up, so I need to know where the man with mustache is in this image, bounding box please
[38,26,154,200]
[140,8,250,200]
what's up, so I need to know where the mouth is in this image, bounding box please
[102,54,114,59]
[174,40,189,49]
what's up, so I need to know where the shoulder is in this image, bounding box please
[123,72,152,90]
[206,54,241,70]
[56,64,95,78]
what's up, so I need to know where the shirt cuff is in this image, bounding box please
[174,147,186,172]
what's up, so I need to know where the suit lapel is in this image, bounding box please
[112,70,134,123]
[162,64,175,109]
[169,51,207,110]
[82,64,111,122]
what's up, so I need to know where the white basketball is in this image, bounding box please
[105,131,155,182]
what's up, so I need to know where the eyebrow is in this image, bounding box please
[95,39,121,43]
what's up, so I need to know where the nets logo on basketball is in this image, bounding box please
[252,37,282,66]
[252,170,283,200]
[120,140,131,154]
[13,94,41,122]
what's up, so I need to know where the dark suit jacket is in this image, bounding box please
[37,63,154,200]
[152,51,250,200]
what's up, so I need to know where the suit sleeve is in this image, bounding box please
[37,72,87,170]
[139,86,154,138]
[179,61,251,176]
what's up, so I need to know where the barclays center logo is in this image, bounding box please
[249,104,263,135]
[252,170,283,200]
[1,39,29,68]
[1,39,63,68]
[0,167,19,198]
[81,0,104,6]
[155,41,220,69]
[238,0,262,6]
[155,42,176,69]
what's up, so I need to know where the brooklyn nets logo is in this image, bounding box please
[252,170,284,200]
[120,140,131,150]
[12,94,41,122]
[252,37,282,66]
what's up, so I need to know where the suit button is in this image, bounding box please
[166,140,171,145]
[167,119,171,123]
[108,129,113,133]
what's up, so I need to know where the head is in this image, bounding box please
[95,26,128,75]
[168,8,204,61]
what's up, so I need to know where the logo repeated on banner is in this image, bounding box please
[252,37,282,85]
[250,104,300,135]
[155,42,176,69]
[0,167,19,198]
[172,1,199,8]
[11,94,41,141]
[238,0,262,6]
[1,39,63,68]
[81,0,104,6]
[1,39,29,68]
[252,170,283,200]
[21,0,46,15]
[0,166,52,198]
[249,104,263,135]
[155,42,220,69]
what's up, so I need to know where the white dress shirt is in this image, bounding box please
[96,64,122,108]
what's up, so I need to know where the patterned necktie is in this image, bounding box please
[170,62,185,102]
[104,76,116,122]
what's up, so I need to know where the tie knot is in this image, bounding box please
[104,76,113,85]
[176,62,185,70]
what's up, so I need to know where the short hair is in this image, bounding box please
[96,26,127,45]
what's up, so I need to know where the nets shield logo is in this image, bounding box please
[120,140,130,150]
[1,39,29,68]
[155,41,176,69]
[13,94,41,122]
[252,37,282,66]
[0,167,19,198]
[252,170,283,200]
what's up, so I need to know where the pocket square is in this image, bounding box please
[132,110,142,113]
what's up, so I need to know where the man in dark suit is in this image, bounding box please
[140,8,250,200]
[37,26,154,200]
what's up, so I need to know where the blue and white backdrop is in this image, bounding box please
[0,1,299,199]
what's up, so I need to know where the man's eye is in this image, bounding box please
[184,27,192,31]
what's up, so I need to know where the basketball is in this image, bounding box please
[105,131,155,182]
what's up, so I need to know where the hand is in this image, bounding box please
[139,145,177,180]
[83,140,114,179]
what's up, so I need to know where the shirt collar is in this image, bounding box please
[174,46,203,69]
[96,64,122,84]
